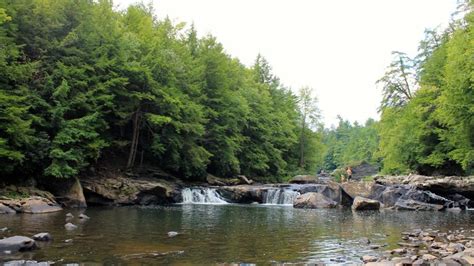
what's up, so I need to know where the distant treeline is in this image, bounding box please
[0,0,472,183]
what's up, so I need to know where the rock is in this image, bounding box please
[81,175,181,205]
[459,255,474,265]
[66,213,74,218]
[441,258,462,265]
[167,231,178,237]
[361,255,377,263]
[206,174,240,186]
[32,233,52,241]
[17,197,62,213]
[64,223,77,230]
[78,213,90,219]
[340,181,386,200]
[293,192,337,209]
[217,185,266,203]
[447,207,462,212]
[394,199,444,211]
[391,248,407,255]
[421,236,434,242]
[448,242,465,253]
[64,239,73,243]
[0,236,36,252]
[289,175,318,184]
[398,242,421,248]
[431,242,448,249]
[360,237,371,244]
[237,175,253,185]
[376,175,474,200]
[296,181,352,206]
[0,203,16,214]
[421,254,437,261]
[412,259,425,265]
[0,227,8,232]
[43,176,87,208]
[351,196,380,211]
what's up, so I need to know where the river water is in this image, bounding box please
[0,205,472,264]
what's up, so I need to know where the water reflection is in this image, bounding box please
[0,205,472,264]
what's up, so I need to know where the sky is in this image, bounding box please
[114,0,457,127]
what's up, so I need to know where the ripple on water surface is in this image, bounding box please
[0,205,472,264]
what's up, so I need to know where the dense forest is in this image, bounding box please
[0,0,472,183]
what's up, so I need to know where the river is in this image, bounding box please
[0,204,472,264]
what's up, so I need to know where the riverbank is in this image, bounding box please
[1,173,473,213]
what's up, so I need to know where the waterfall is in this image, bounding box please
[181,188,228,204]
[263,188,300,205]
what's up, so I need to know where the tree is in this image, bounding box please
[297,86,320,169]
[377,51,417,109]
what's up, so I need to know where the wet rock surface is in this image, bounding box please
[0,197,62,214]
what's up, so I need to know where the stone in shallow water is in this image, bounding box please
[361,255,377,263]
[351,196,380,211]
[64,223,77,230]
[0,236,36,252]
[3,260,52,266]
[293,192,337,209]
[78,213,90,219]
[167,231,178,237]
[32,233,52,241]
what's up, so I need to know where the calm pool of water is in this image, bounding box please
[0,205,472,264]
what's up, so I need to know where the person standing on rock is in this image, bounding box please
[346,167,353,181]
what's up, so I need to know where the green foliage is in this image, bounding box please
[377,1,473,175]
[0,0,324,182]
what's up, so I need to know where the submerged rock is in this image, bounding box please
[293,192,337,209]
[351,196,380,211]
[0,236,36,252]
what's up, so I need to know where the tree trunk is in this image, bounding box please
[299,117,306,168]
[127,107,141,169]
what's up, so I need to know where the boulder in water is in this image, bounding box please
[0,203,16,214]
[78,213,90,219]
[64,223,77,230]
[32,233,52,241]
[293,192,338,208]
[352,196,380,211]
[0,236,36,252]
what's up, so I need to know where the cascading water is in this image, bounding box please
[181,187,228,204]
[263,188,300,205]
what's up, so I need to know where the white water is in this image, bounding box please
[263,188,300,205]
[181,188,228,204]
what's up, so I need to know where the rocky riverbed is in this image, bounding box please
[362,228,474,265]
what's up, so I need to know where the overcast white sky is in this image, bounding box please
[114,0,457,127]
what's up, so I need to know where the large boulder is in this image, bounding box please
[394,199,444,211]
[0,236,36,252]
[0,203,16,214]
[0,197,62,214]
[340,181,386,200]
[293,192,338,208]
[376,175,474,198]
[217,185,266,203]
[296,181,352,206]
[352,196,381,211]
[81,175,181,205]
[43,177,87,208]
